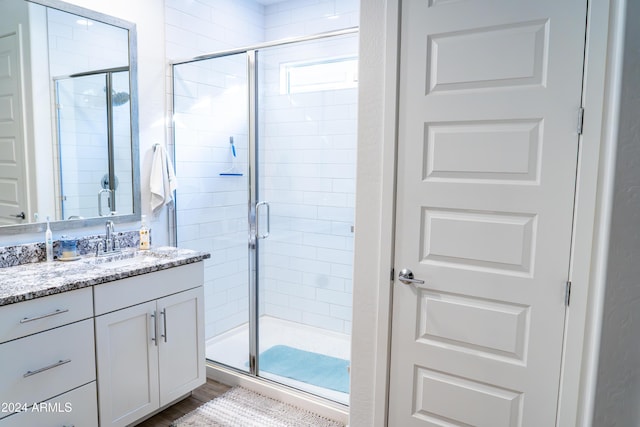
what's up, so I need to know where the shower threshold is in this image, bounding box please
[205,316,350,404]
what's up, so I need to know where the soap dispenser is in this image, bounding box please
[139,215,150,250]
[45,216,53,262]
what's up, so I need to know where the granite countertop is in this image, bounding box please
[0,246,210,307]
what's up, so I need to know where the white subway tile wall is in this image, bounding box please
[264,0,359,40]
[165,0,265,59]
[174,52,252,339]
[170,0,358,342]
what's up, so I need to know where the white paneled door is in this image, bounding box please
[389,1,587,426]
[0,32,28,225]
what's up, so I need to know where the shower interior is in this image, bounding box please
[173,31,357,405]
[55,69,133,219]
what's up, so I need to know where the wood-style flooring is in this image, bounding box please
[135,379,231,427]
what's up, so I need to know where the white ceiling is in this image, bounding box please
[254,0,287,4]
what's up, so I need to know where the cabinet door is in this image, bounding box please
[95,301,159,427]
[158,286,205,406]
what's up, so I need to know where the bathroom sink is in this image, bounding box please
[83,250,168,269]
[96,255,159,269]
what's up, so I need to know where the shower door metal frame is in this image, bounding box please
[247,49,259,375]
[171,25,359,383]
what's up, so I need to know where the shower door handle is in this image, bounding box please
[98,189,112,216]
[256,201,270,239]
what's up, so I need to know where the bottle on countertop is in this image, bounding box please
[45,216,53,262]
[60,236,78,260]
[139,215,150,250]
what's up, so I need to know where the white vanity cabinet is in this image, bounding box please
[94,263,205,427]
[0,287,98,426]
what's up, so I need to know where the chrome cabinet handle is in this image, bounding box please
[161,308,167,343]
[256,201,270,239]
[24,359,71,378]
[12,212,26,220]
[20,308,69,324]
[150,311,158,346]
[398,268,425,285]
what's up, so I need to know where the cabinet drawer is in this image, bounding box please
[94,262,203,315]
[0,381,98,427]
[0,319,96,418]
[0,287,93,344]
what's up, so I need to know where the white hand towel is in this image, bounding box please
[150,144,178,214]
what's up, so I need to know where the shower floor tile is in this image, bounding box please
[205,316,350,404]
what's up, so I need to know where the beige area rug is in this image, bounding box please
[171,387,345,427]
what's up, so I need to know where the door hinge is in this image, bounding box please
[565,281,572,306]
[577,107,585,135]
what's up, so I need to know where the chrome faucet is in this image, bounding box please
[96,220,120,256]
[105,220,114,252]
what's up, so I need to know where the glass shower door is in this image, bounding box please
[173,53,250,372]
[255,34,358,404]
[56,74,109,219]
[110,70,133,215]
[173,31,358,403]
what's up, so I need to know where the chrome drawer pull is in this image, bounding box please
[150,311,158,346]
[20,308,69,324]
[23,359,71,378]
[161,309,167,343]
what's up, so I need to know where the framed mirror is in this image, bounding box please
[0,0,139,235]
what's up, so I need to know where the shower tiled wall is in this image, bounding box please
[260,0,358,335]
[173,55,251,337]
[168,0,358,339]
[258,35,358,335]
[165,0,264,59]
[264,0,359,40]
[258,92,357,333]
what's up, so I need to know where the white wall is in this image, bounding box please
[264,0,359,40]
[593,0,640,424]
[350,0,395,424]
[165,0,264,61]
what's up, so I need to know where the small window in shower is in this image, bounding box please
[280,56,358,94]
